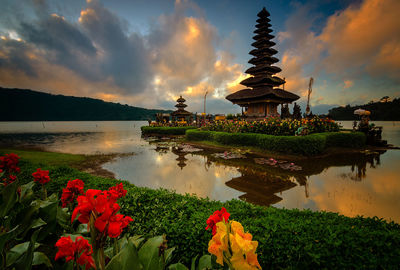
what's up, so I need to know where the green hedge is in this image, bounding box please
[141,126,196,135]
[14,158,400,269]
[186,130,366,155]
[324,131,366,148]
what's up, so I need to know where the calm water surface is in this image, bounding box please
[0,120,399,223]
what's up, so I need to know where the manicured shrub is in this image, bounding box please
[186,130,365,155]
[185,129,214,141]
[141,126,196,135]
[323,132,366,148]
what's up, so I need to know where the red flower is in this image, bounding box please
[205,207,230,235]
[32,168,50,184]
[61,179,85,208]
[2,175,17,186]
[55,236,95,269]
[108,183,127,200]
[0,153,20,173]
[72,189,133,238]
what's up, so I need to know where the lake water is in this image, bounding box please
[0,120,399,223]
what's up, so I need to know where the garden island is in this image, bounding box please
[1,4,399,270]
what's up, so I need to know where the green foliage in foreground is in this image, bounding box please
[185,130,366,155]
[11,150,400,269]
[141,126,196,135]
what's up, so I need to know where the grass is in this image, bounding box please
[2,148,400,269]
[0,148,86,166]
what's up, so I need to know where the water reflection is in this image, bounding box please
[0,121,399,223]
[195,148,387,208]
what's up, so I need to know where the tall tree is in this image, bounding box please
[292,102,302,120]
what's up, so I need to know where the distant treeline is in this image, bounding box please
[0,87,172,121]
[328,98,400,120]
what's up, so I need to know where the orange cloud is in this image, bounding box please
[279,52,309,97]
[320,0,400,80]
[343,80,353,89]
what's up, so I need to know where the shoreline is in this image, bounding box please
[0,146,133,178]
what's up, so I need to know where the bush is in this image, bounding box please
[185,130,366,155]
[13,158,400,269]
[141,126,196,135]
[323,132,366,148]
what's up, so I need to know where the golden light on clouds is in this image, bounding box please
[183,81,214,97]
[226,73,250,93]
[185,18,200,43]
[319,0,400,78]
[280,53,309,96]
[79,8,96,23]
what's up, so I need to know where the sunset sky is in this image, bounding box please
[1,0,399,114]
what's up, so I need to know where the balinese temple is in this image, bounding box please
[226,7,299,119]
[171,96,193,123]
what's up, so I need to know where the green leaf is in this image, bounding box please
[19,181,35,203]
[31,218,47,229]
[32,251,52,268]
[6,241,30,267]
[129,235,145,248]
[190,255,198,270]
[0,180,19,218]
[138,235,164,270]
[168,263,189,270]
[75,223,88,234]
[197,255,212,270]
[14,229,40,270]
[164,247,175,266]
[57,206,70,230]
[38,200,58,240]
[0,225,20,252]
[105,239,142,270]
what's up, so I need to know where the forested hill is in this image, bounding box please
[328,98,400,120]
[0,87,172,121]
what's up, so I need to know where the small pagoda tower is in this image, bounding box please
[171,96,193,124]
[226,7,299,119]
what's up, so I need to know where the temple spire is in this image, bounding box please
[226,7,299,119]
[239,6,285,88]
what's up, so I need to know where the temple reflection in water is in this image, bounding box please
[164,142,387,208]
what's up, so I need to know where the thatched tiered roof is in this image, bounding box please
[171,95,192,116]
[226,7,299,105]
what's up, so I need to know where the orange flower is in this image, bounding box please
[208,222,229,265]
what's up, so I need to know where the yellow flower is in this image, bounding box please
[229,221,261,269]
[208,221,229,265]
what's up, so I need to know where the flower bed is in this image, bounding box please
[2,149,399,269]
[201,117,340,136]
[185,130,366,155]
[141,126,196,135]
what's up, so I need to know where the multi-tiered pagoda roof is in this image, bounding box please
[171,95,192,118]
[226,7,299,107]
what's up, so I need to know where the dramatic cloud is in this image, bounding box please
[0,0,244,113]
[277,0,400,106]
[320,0,400,81]
[147,1,245,112]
